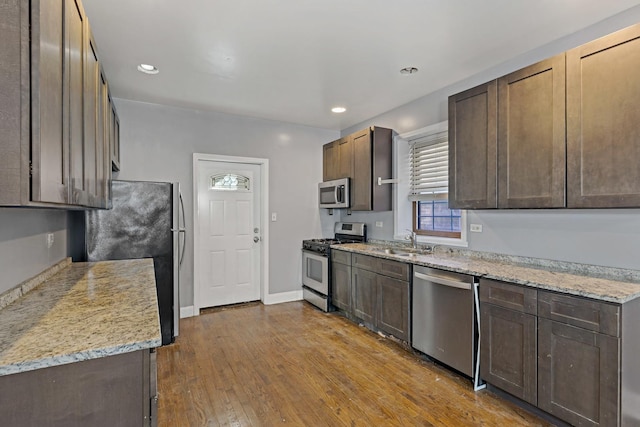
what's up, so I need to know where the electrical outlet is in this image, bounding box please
[375,221,383,228]
[271,212,277,222]
[470,224,483,233]
[46,233,54,248]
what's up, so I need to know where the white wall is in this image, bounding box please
[0,209,68,294]
[113,99,338,307]
[339,7,640,271]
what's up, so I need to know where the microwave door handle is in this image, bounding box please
[335,185,341,203]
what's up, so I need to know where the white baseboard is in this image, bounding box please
[263,290,303,305]
[180,306,195,318]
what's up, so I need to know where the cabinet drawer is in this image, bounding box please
[480,279,537,314]
[352,253,378,272]
[538,291,620,337]
[377,258,410,281]
[331,249,351,265]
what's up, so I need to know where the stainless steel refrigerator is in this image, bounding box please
[84,180,185,345]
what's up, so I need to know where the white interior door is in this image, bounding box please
[197,160,262,308]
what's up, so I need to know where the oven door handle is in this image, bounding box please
[414,271,472,290]
[302,249,328,258]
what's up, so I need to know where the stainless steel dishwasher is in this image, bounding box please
[412,265,484,390]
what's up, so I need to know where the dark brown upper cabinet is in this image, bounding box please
[448,81,498,209]
[322,126,393,211]
[498,54,566,208]
[0,0,116,209]
[322,136,350,182]
[108,95,121,173]
[29,0,69,206]
[68,0,90,207]
[337,136,352,179]
[351,127,393,211]
[450,23,640,210]
[566,24,640,208]
[322,140,339,181]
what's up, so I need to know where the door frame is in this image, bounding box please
[192,153,270,315]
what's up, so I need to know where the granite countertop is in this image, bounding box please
[334,243,640,304]
[0,259,162,376]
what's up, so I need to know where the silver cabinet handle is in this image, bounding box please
[414,271,472,290]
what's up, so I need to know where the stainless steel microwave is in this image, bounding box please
[318,178,350,209]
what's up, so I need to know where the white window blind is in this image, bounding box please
[409,131,449,201]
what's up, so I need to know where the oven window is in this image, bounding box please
[307,257,324,283]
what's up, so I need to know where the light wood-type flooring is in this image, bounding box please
[157,301,551,426]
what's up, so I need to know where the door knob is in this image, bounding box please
[253,236,260,243]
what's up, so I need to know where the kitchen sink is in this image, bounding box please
[372,247,432,256]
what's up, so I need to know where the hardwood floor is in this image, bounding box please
[157,301,551,426]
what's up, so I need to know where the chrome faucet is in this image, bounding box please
[405,229,418,249]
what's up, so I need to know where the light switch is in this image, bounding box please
[375,221,383,228]
[271,212,277,222]
[470,224,483,233]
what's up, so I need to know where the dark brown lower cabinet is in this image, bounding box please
[480,303,537,404]
[480,280,640,426]
[331,260,352,312]
[352,267,377,324]
[338,252,410,342]
[0,349,157,427]
[377,275,409,342]
[538,319,620,427]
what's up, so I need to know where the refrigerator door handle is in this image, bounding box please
[179,192,187,267]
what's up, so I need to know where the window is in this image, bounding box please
[394,121,466,246]
[409,130,461,238]
[210,173,250,191]
[414,200,462,238]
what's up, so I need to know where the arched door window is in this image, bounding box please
[210,173,250,191]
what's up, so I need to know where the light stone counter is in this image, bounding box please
[335,243,640,304]
[0,258,161,376]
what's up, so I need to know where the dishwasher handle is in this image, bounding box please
[414,271,472,290]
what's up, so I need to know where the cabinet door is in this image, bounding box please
[30,0,69,204]
[448,81,498,209]
[84,31,104,208]
[538,319,620,427]
[66,0,89,206]
[351,267,377,325]
[370,127,392,211]
[0,0,26,205]
[99,71,111,205]
[480,304,537,405]
[111,105,121,172]
[377,275,409,342]
[331,262,352,312]
[567,24,640,208]
[337,136,352,179]
[322,141,339,182]
[351,128,372,210]
[497,55,566,208]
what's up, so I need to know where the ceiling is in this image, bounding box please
[81,0,640,130]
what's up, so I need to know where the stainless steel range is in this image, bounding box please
[302,222,366,311]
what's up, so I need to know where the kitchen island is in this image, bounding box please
[0,258,161,427]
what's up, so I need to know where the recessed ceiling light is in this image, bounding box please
[137,64,159,75]
[331,107,346,113]
[400,67,418,75]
